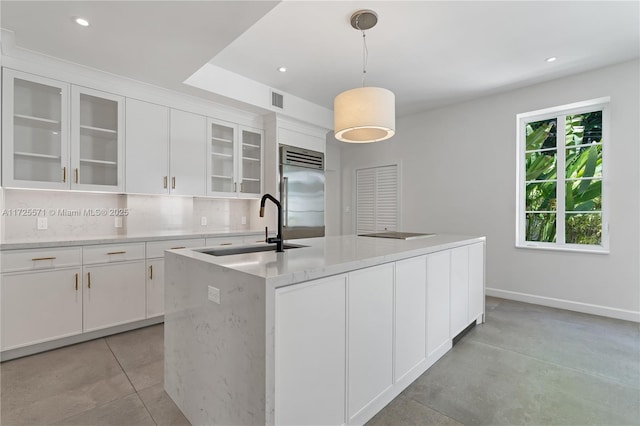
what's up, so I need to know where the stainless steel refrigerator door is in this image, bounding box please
[281,164,325,239]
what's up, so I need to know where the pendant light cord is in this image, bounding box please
[354,15,369,88]
[361,30,368,87]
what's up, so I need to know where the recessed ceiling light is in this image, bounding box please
[75,17,90,27]
[277,67,287,73]
[545,56,557,63]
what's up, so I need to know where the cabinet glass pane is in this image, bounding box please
[12,78,64,183]
[210,123,235,192]
[78,94,118,186]
[240,130,261,194]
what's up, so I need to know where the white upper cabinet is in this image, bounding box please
[71,86,124,191]
[125,101,206,196]
[169,109,206,196]
[2,69,123,191]
[125,98,170,194]
[208,118,263,198]
[2,70,69,189]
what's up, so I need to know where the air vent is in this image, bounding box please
[280,145,324,170]
[271,91,284,109]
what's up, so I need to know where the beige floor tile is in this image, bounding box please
[1,339,135,425]
[52,393,155,426]
[366,396,463,426]
[138,383,191,426]
[105,324,164,391]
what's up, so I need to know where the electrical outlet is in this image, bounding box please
[208,285,220,304]
[201,216,207,226]
[241,216,247,225]
[37,217,48,230]
[114,217,123,228]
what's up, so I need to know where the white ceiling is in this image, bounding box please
[2,1,639,117]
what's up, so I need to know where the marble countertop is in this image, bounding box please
[170,233,485,288]
[0,229,267,250]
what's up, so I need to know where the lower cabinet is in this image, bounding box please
[146,259,165,318]
[82,261,146,332]
[145,238,205,318]
[395,256,427,383]
[427,250,451,360]
[347,264,394,421]
[275,275,347,426]
[1,268,82,350]
[450,242,485,338]
[273,242,485,426]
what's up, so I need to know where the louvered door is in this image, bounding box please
[356,164,399,234]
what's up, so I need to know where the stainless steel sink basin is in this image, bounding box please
[199,243,307,257]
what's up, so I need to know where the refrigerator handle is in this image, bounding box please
[283,176,289,227]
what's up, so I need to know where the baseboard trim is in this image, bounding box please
[486,288,640,323]
[1,316,164,361]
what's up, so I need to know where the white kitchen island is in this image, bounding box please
[164,234,485,426]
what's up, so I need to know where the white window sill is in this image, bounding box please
[516,243,609,255]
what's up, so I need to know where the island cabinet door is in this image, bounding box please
[450,245,470,337]
[275,274,347,426]
[394,256,427,382]
[468,242,485,324]
[427,250,451,362]
[347,263,394,423]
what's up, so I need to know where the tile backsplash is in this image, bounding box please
[0,189,258,242]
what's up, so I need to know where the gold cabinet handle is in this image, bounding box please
[171,176,176,189]
[74,168,79,184]
[63,167,67,183]
[106,251,126,255]
[164,176,168,189]
[87,272,91,289]
[219,242,233,246]
[170,246,186,250]
[32,256,56,261]
[75,273,78,291]
[149,265,153,280]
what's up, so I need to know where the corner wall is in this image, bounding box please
[340,60,640,320]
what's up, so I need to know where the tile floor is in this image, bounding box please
[1,297,639,425]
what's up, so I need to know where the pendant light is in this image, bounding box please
[334,10,395,143]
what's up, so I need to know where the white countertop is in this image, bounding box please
[169,233,485,288]
[0,230,267,250]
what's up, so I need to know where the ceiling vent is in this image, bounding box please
[271,91,284,109]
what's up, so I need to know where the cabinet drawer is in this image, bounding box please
[83,243,145,264]
[146,238,205,259]
[1,247,82,273]
[205,236,247,247]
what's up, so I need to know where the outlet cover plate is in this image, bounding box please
[208,285,220,304]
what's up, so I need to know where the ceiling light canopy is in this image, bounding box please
[278,66,287,73]
[334,10,395,144]
[545,56,557,63]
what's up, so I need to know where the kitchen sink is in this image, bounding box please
[199,243,307,257]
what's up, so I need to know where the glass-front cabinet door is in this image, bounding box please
[71,86,124,191]
[2,69,70,189]
[239,127,263,197]
[207,118,236,196]
[2,70,124,192]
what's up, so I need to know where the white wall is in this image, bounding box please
[340,60,639,321]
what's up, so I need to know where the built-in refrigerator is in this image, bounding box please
[279,144,325,239]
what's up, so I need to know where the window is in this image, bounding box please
[356,165,399,234]
[516,97,609,252]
